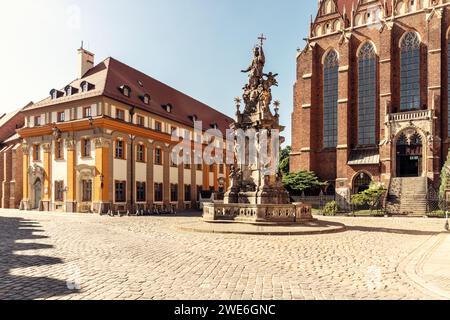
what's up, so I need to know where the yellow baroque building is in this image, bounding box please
[18,48,232,214]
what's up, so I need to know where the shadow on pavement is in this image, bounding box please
[346,225,441,236]
[0,216,77,300]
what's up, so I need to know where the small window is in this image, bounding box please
[137,115,145,127]
[57,112,65,123]
[184,185,191,202]
[197,163,203,171]
[170,154,177,167]
[154,183,163,202]
[143,94,150,105]
[197,186,203,200]
[165,104,173,113]
[81,82,90,92]
[66,86,72,96]
[115,139,125,159]
[184,163,191,170]
[137,144,145,162]
[121,85,131,97]
[115,181,126,203]
[82,180,92,202]
[155,148,162,165]
[33,145,40,161]
[55,181,64,202]
[82,139,91,157]
[136,182,146,202]
[116,109,125,121]
[170,184,178,202]
[83,107,92,118]
[34,116,41,127]
[55,140,64,160]
[155,121,162,132]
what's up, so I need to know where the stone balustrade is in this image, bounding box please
[388,110,433,122]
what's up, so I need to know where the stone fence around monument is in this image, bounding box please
[203,202,313,225]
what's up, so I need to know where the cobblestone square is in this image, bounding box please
[0,209,449,300]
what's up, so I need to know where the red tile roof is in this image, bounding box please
[26,57,233,133]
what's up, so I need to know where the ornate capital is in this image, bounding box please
[94,137,111,149]
[42,143,52,153]
[65,139,76,151]
[22,143,30,154]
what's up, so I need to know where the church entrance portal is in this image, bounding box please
[396,132,423,178]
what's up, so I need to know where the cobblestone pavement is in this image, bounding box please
[0,209,448,300]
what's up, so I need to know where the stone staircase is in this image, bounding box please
[386,177,428,216]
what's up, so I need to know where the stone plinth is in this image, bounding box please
[203,202,314,225]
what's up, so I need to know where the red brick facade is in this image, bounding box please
[0,110,25,209]
[291,1,450,202]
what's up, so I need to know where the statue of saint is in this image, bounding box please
[241,46,265,88]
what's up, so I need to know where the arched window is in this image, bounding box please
[400,32,421,111]
[358,42,377,145]
[323,50,339,148]
[353,172,372,194]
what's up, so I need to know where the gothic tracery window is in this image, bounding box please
[400,32,421,111]
[358,42,377,145]
[323,50,339,149]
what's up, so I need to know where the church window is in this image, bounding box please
[400,32,421,111]
[358,42,377,145]
[323,50,339,148]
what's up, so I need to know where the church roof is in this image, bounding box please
[26,57,233,133]
[336,0,393,15]
[348,148,380,166]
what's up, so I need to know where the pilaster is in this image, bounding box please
[93,138,111,214]
[20,143,31,210]
[41,143,52,211]
[65,139,77,212]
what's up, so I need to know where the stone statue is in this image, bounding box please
[241,46,265,88]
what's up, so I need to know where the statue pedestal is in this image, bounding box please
[20,199,31,211]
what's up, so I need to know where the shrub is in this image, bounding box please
[323,201,338,216]
[351,183,387,211]
[427,210,447,219]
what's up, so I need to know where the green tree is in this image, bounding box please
[351,183,387,212]
[282,171,327,194]
[279,146,292,175]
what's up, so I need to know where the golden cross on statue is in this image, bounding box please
[258,33,267,47]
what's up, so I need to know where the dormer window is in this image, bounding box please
[163,104,173,113]
[210,123,218,130]
[142,94,151,105]
[65,85,78,96]
[120,85,131,97]
[80,81,93,92]
[50,89,63,100]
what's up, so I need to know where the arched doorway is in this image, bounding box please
[34,179,42,209]
[396,132,423,177]
[353,172,372,194]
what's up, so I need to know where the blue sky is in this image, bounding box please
[0,0,318,145]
